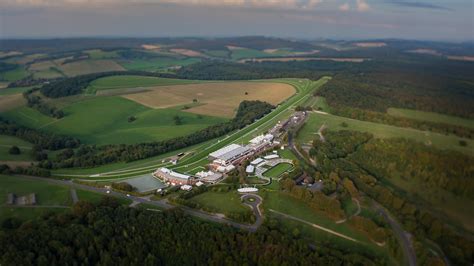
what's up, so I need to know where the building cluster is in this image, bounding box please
[7,193,37,205]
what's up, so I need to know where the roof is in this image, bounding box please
[250,158,264,165]
[211,145,251,162]
[209,144,242,158]
[264,154,279,160]
[246,165,255,173]
[158,167,190,180]
[238,187,258,193]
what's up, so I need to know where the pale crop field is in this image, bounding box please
[123,82,296,118]
[0,94,26,112]
[59,59,125,76]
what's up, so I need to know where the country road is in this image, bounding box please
[17,175,262,232]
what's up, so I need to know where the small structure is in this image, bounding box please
[180,185,192,191]
[195,181,204,187]
[264,154,279,160]
[217,164,236,173]
[154,167,194,185]
[246,165,255,174]
[196,170,223,183]
[238,187,258,193]
[250,158,264,166]
[7,193,16,205]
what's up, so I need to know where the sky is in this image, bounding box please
[0,0,473,41]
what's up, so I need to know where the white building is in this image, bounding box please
[209,144,251,166]
[264,154,279,160]
[180,185,192,191]
[250,158,264,165]
[154,167,193,185]
[196,170,223,183]
[249,134,274,145]
[246,165,255,174]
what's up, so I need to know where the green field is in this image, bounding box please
[119,58,200,71]
[0,175,71,222]
[297,112,474,156]
[387,108,474,129]
[203,50,229,58]
[3,96,226,145]
[84,49,120,59]
[230,48,272,60]
[0,135,34,161]
[0,86,34,96]
[189,191,249,214]
[0,67,29,82]
[263,163,293,178]
[76,189,132,205]
[86,75,206,93]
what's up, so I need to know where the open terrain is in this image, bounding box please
[123,82,295,118]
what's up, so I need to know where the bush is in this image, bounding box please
[459,140,468,147]
[9,146,20,155]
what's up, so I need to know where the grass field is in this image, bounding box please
[189,191,249,214]
[60,59,125,76]
[297,112,474,156]
[119,58,200,71]
[86,75,205,94]
[0,135,34,161]
[203,50,229,58]
[0,67,29,82]
[124,82,295,118]
[5,96,226,145]
[76,189,132,205]
[263,163,293,178]
[84,49,119,59]
[230,48,271,60]
[387,108,474,129]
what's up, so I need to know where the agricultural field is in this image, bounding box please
[0,67,29,82]
[297,112,474,156]
[0,94,26,112]
[0,135,34,162]
[123,82,295,118]
[84,49,120,59]
[202,50,229,58]
[263,163,293,178]
[87,75,205,92]
[230,48,271,60]
[119,57,200,71]
[3,96,226,145]
[189,191,249,214]
[387,108,474,129]
[59,59,125,76]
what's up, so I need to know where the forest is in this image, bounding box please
[0,199,389,265]
[303,130,474,265]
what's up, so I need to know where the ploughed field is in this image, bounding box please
[123,82,295,118]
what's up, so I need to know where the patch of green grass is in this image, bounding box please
[76,189,132,205]
[230,48,272,60]
[297,112,474,156]
[0,67,29,82]
[0,86,33,96]
[119,58,200,72]
[279,149,298,161]
[0,135,34,161]
[263,163,293,178]
[387,108,474,129]
[189,191,248,214]
[87,75,205,93]
[2,106,55,129]
[0,207,67,223]
[0,175,72,206]
[203,50,229,58]
[30,96,226,145]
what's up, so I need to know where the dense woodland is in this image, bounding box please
[24,88,64,118]
[0,200,389,265]
[303,130,474,265]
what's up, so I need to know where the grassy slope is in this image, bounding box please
[189,191,248,214]
[230,48,272,60]
[0,135,34,161]
[387,108,474,129]
[119,58,200,71]
[2,106,55,129]
[297,112,474,156]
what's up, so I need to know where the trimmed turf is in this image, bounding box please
[387,108,474,129]
[189,191,248,214]
[263,163,293,178]
[297,112,474,156]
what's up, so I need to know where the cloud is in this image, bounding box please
[339,2,350,11]
[1,0,325,9]
[356,0,370,11]
[385,1,452,11]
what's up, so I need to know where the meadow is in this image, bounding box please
[124,82,295,118]
[3,96,226,145]
[230,48,272,60]
[0,135,34,162]
[189,191,249,214]
[119,58,200,71]
[0,67,29,82]
[387,108,474,129]
[59,59,125,76]
[297,112,474,156]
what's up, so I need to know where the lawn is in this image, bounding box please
[387,108,474,129]
[28,96,226,145]
[0,135,34,161]
[279,149,298,161]
[297,112,474,156]
[119,58,200,71]
[263,163,293,178]
[76,189,133,205]
[189,191,249,214]
[86,75,205,93]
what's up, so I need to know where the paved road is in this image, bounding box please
[240,194,264,230]
[17,175,262,232]
[374,203,417,266]
[70,188,78,204]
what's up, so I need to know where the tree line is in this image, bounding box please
[23,88,64,119]
[0,199,388,265]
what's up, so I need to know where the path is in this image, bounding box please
[240,194,264,230]
[269,209,358,242]
[70,188,78,204]
[374,202,417,266]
